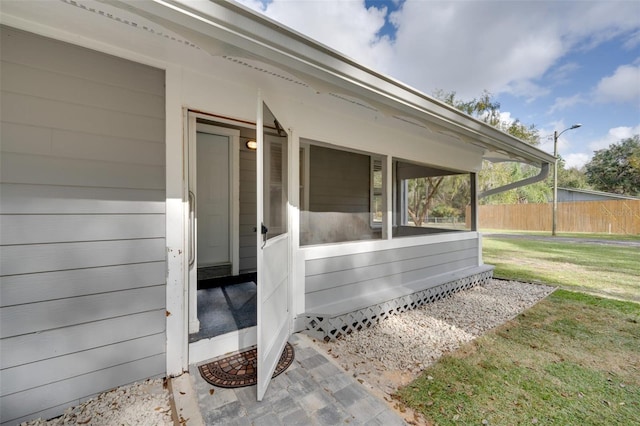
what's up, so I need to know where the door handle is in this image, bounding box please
[253,224,268,235]
[260,223,268,249]
[188,190,195,267]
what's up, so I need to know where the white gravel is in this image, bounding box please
[21,378,172,426]
[317,279,555,395]
[21,280,552,425]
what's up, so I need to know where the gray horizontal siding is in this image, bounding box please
[0,184,165,214]
[1,310,166,370]
[305,238,479,314]
[0,26,164,95]
[1,151,165,189]
[1,286,165,338]
[1,333,165,396]
[0,214,165,245]
[1,262,165,307]
[1,354,165,425]
[2,122,165,166]
[0,239,165,276]
[0,26,166,425]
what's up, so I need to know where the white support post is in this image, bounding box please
[383,155,393,240]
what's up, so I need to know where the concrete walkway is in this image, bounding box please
[181,333,406,425]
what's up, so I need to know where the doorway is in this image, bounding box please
[186,113,261,361]
[185,105,292,392]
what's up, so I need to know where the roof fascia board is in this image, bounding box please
[143,0,554,165]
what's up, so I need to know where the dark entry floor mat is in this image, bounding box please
[198,342,294,388]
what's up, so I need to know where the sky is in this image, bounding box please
[236,0,640,169]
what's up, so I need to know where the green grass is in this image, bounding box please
[483,237,640,302]
[396,291,640,425]
[481,229,640,242]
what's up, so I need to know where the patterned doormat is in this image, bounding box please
[198,342,295,388]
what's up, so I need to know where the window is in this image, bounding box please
[371,158,383,226]
[299,142,384,245]
[394,160,471,236]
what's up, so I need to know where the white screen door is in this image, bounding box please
[256,100,290,400]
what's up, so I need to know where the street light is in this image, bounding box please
[552,123,582,236]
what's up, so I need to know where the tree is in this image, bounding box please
[554,156,590,190]
[406,177,444,226]
[432,90,551,205]
[585,135,640,196]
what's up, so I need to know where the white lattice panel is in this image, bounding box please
[303,270,492,341]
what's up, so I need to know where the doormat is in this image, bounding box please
[198,342,294,388]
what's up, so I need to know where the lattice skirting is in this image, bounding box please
[303,269,493,341]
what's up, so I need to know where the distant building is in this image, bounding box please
[554,188,640,203]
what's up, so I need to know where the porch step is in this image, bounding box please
[301,265,494,341]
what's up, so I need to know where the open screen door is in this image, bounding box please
[256,99,290,400]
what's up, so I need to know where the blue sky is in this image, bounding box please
[238,0,640,169]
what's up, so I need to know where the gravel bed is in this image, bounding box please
[21,378,172,426]
[317,279,555,396]
[20,280,551,425]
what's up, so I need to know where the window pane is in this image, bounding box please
[394,160,471,237]
[262,103,287,240]
[300,144,382,245]
[371,158,383,224]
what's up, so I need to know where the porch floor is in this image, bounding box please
[187,333,406,425]
[189,279,257,343]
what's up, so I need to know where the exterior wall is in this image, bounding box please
[556,188,638,203]
[0,27,166,425]
[303,234,480,315]
[303,145,376,245]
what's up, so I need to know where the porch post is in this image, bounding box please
[470,172,479,232]
[383,155,393,239]
[165,65,188,376]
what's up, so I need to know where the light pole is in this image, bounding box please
[552,123,582,236]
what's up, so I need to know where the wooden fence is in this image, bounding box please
[466,199,640,234]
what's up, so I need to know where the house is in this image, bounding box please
[555,187,640,203]
[0,1,554,423]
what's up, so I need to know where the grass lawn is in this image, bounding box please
[481,230,640,242]
[482,236,640,302]
[397,234,640,424]
[396,290,640,425]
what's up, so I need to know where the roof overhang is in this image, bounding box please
[98,0,554,167]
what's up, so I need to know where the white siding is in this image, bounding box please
[304,238,479,314]
[0,27,166,425]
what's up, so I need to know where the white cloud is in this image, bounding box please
[548,94,584,115]
[564,152,591,169]
[388,1,564,99]
[588,125,640,151]
[594,64,640,104]
[236,0,394,72]
[236,0,640,104]
[387,1,640,99]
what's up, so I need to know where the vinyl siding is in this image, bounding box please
[0,27,166,425]
[304,238,479,314]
